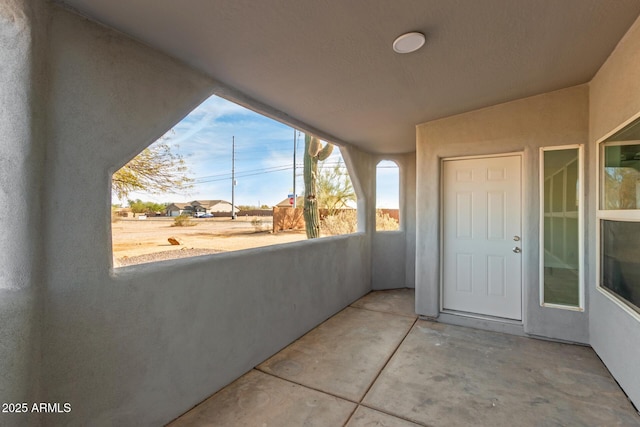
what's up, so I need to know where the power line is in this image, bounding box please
[192,161,351,181]
[193,166,293,184]
[190,158,356,185]
[193,164,295,181]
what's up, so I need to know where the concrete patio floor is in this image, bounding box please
[169,289,640,426]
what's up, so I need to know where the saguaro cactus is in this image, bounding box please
[303,134,333,238]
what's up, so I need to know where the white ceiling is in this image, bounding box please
[57,0,640,154]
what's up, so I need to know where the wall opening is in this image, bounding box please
[376,160,400,231]
[111,95,357,268]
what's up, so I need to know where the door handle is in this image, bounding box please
[513,247,521,253]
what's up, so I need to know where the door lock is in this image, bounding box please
[513,235,520,241]
[513,247,521,253]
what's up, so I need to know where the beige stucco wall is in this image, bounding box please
[0,3,375,426]
[372,152,416,289]
[40,8,374,425]
[415,85,590,343]
[589,13,640,410]
[0,1,47,425]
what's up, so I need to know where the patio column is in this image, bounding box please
[0,0,47,423]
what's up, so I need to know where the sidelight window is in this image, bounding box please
[539,146,583,309]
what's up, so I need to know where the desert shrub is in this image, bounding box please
[321,210,357,236]
[251,217,265,232]
[376,210,399,231]
[172,214,195,227]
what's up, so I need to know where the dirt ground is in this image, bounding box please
[112,217,306,267]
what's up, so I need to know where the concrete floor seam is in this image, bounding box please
[255,307,420,426]
[341,404,360,427]
[255,368,361,405]
[355,403,433,427]
[339,314,429,427]
[252,369,424,426]
[348,303,419,319]
[358,316,419,401]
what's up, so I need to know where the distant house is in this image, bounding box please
[166,200,238,217]
[275,196,304,208]
[192,200,237,215]
[165,203,194,217]
[113,207,132,218]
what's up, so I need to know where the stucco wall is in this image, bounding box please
[372,152,416,290]
[589,14,640,409]
[372,231,406,289]
[0,1,46,425]
[404,152,417,288]
[38,6,372,426]
[415,85,590,344]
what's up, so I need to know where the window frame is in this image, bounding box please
[596,116,640,322]
[538,145,584,311]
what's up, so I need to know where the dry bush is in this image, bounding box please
[172,214,196,227]
[376,210,400,231]
[318,210,398,234]
[251,217,266,232]
[321,209,357,236]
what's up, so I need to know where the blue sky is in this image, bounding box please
[376,160,400,209]
[116,95,399,208]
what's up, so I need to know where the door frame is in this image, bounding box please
[439,151,525,322]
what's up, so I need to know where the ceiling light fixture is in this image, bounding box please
[392,32,426,54]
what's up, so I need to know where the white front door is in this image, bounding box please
[442,155,522,320]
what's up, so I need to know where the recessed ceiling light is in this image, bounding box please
[392,32,426,54]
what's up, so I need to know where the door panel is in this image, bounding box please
[456,193,472,238]
[443,155,522,320]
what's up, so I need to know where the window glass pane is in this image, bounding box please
[601,220,640,314]
[602,143,640,210]
[565,218,579,267]
[566,160,578,212]
[542,148,580,307]
[543,216,551,252]
[543,180,551,214]
[551,171,564,213]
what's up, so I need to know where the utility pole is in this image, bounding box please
[292,129,297,208]
[231,136,236,219]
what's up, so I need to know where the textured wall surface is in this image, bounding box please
[371,152,416,290]
[415,85,590,344]
[403,152,417,288]
[0,0,45,425]
[589,14,640,410]
[30,5,372,426]
[372,231,406,289]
